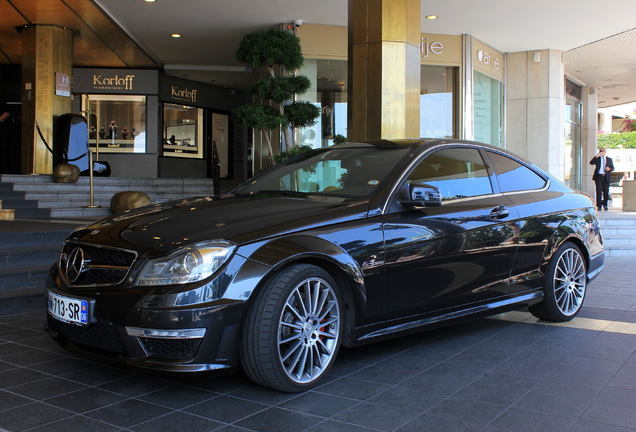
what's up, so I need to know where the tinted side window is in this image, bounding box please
[487,151,547,192]
[408,148,493,200]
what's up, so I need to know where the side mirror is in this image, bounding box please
[400,183,442,207]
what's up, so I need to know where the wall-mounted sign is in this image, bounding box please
[420,33,462,65]
[73,68,158,94]
[421,38,443,57]
[476,50,499,72]
[472,38,504,81]
[92,74,135,91]
[170,86,198,104]
[56,72,71,97]
[159,74,230,109]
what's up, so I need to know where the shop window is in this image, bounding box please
[473,71,502,147]
[84,95,147,153]
[420,65,459,139]
[565,87,583,190]
[297,59,347,149]
[163,104,204,158]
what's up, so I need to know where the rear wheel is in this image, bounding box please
[529,241,586,321]
[240,264,342,392]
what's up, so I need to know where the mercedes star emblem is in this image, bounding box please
[66,247,85,283]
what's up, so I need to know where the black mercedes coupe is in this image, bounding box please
[45,139,605,392]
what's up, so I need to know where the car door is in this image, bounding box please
[484,150,554,294]
[382,146,520,321]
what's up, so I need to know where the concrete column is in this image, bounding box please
[19,24,73,174]
[347,0,420,141]
[506,49,565,180]
[582,86,598,197]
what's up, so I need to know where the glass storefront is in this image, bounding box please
[211,113,230,177]
[565,80,583,190]
[83,95,147,153]
[297,59,347,149]
[420,65,459,139]
[473,70,502,147]
[162,103,204,158]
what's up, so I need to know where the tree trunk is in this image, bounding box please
[283,126,294,151]
[262,130,275,165]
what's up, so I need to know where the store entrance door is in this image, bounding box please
[210,113,229,178]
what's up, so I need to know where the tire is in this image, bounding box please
[529,241,587,322]
[240,264,342,392]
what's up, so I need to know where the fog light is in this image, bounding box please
[126,327,206,339]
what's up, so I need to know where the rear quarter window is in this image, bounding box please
[487,151,547,192]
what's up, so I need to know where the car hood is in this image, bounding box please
[69,194,370,257]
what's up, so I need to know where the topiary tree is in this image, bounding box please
[232,28,320,164]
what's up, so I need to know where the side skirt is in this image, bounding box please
[353,291,544,344]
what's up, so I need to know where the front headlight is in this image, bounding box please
[135,241,235,286]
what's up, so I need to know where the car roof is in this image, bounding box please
[330,138,553,179]
[333,138,508,153]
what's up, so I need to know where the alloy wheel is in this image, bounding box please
[277,277,341,384]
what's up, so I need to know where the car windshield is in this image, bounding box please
[234,146,411,197]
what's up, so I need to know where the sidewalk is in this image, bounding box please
[1,254,635,431]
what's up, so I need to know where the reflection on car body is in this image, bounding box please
[45,139,604,392]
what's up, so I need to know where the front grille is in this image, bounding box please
[139,338,202,359]
[59,242,137,287]
[53,319,126,355]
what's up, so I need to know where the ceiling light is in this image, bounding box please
[144,0,156,2]
[171,34,181,38]
[426,15,438,20]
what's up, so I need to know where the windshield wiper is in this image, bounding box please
[256,190,310,197]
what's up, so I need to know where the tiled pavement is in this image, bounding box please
[1,257,636,432]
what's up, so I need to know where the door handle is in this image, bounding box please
[490,205,509,220]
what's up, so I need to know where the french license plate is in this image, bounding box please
[47,291,89,325]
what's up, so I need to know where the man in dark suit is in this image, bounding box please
[589,147,614,211]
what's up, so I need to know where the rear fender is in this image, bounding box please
[541,212,593,273]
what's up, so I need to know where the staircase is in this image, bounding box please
[0,174,215,219]
[0,225,75,314]
[0,174,216,315]
[598,210,636,257]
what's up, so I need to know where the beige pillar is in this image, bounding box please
[348,0,420,141]
[20,25,73,174]
[506,49,565,181]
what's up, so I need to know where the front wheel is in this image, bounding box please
[529,241,587,322]
[240,264,342,392]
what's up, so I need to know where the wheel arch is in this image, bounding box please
[541,219,592,275]
[239,236,367,348]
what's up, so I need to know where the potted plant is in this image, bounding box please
[232,28,320,164]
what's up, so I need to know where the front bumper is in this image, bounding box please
[43,254,271,373]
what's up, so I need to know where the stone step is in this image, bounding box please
[0,287,43,315]
[1,174,214,186]
[0,246,61,270]
[0,265,50,292]
[605,248,636,257]
[0,198,39,208]
[600,219,636,227]
[13,208,53,219]
[0,230,70,249]
[11,183,209,194]
[601,227,636,238]
[49,207,113,219]
[604,237,636,248]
